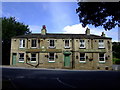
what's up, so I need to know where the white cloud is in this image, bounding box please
[62,24,118,42]
[62,24,88,34]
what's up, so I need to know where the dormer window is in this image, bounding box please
[80,40,85,48]
[31,39,37,48]
[64,40,70,48]
[98,40,104,48]
[19,39,25,48]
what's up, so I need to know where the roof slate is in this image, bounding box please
[12,33,112,39]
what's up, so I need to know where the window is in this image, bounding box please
[80,40,85,48]
[49,40,55,48]
[31,39,37,48]
[98,40,104,48]
[49,53,55,62]
[80,53,86,62]
[65,40,70,48]
[31,53,36,62]
[19,53,24,62]
[19,39,25,48]
[99,53,105,62]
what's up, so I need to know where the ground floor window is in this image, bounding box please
[49,53,55,62]
[19,53,24,62]
[31,53,36,62]
[80,53,86,62]
[99,53,105,62]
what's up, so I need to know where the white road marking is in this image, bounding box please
[56,78,76,88]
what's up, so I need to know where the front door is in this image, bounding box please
[12,53,16,65]
[64,55,70,67]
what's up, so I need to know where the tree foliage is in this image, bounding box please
[2,17,31,65]
[76,2,120,30]
[112,42,120,59]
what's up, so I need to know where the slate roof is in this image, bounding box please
[12,33,112,39]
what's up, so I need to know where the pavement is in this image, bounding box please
[1,66,120,89]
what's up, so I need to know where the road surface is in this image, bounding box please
[2,67,120,89]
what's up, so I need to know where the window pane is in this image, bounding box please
[49,53,54,61]
[80,40,85,48]
[19,53,24,61]
[50,40,54,46]
[99,53,104,61]
[20,40,25,48]
[80,53,85,61]
[23,40,25,47]
[31,53,36,61]
[65,40,69,47]
[32,40,36,47]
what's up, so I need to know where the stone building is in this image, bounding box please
[10,25,112,70]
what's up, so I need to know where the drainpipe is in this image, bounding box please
[71,38,75,69]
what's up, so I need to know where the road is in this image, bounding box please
[2,67,120,89]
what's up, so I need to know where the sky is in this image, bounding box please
[2,1,119,42]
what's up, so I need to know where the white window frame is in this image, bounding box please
[80,39,85,48]
[49,39,55,48]
[31,53,37,63]
[79,53,86,62]
[99,53,105,63]
[98,40,104,48]
[64,40,70,48]
[19,39,25,48]
[31,39,37,48]
[18,53,24,62]
[48,53,55,62]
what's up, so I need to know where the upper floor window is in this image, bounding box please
[49,40,55,48]
[99,53,105,62]
[98,40,104,48]
[31,53,36,62]
[19,53,24,62]
[19,39,25,48]
[49,53,55,62]
[65,40,70,48]
[80,40,85,48]
[31,39,37,48]
[80,53,86,62]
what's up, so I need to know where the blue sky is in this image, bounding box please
[2,2,118,41]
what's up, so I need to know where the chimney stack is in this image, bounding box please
[101,32,105,37]
[41,25,47,35]
[85,28,90,35]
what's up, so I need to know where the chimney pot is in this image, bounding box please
[101,32,105,37]
[86,28,90,35]
[41,25,47,35]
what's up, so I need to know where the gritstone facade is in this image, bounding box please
[10,25,112,70]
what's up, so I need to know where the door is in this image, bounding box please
[64,55,70,67]
[12,53,16,65]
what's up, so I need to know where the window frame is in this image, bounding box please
[48,53,55,62]
[31,53,37,62]
[64,40,70,48]
[79,39,86,48]
[98,40,105,49]
[18,53,24,62]
[19,39,25,48]
[31,39,37,48]
[79,53,86,63]
[99,53,105,63]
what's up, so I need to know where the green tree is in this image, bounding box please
[76,2,119,30]
[2,17,31,65]
[112,42,120,59]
